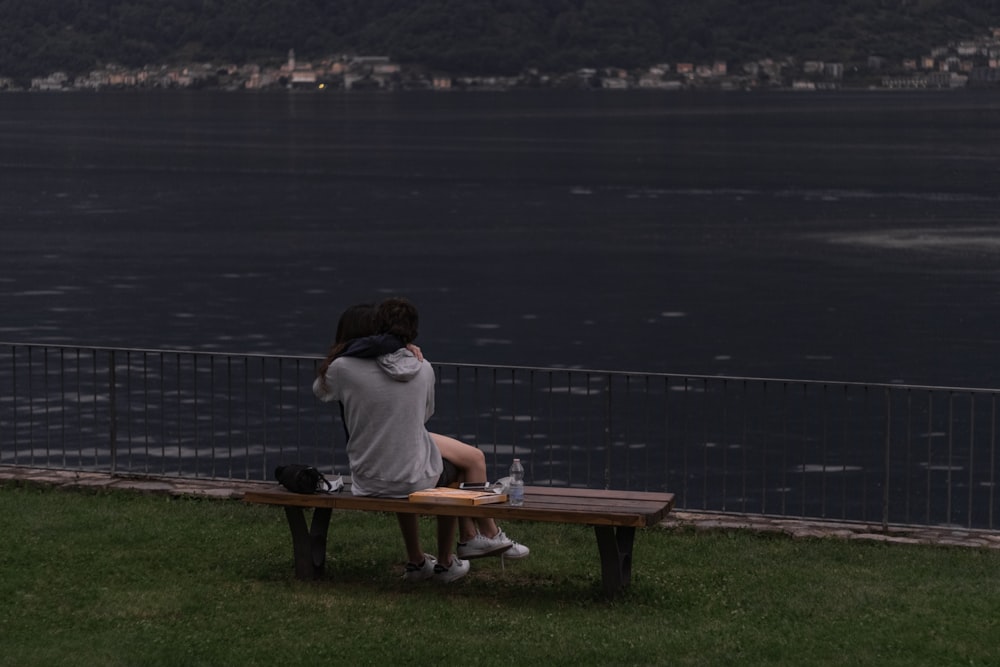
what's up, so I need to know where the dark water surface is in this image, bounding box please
[3,89,1000,387]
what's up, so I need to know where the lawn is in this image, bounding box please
[1,484,998,666]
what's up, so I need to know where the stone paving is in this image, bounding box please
[3,465,1000,551]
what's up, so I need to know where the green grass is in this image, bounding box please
[1,484,998,667]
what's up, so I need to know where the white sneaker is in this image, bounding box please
[402,554,437,582]
[495,528,530,560]
[457,531,513,559]
[433,556,470,583]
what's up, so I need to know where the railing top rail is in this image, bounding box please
[0,341,319,363]
[2,341,998,395]
[441,363,1000,394]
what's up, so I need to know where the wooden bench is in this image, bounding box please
[243,485,674,598]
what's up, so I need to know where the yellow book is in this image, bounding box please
[408,487,508,505]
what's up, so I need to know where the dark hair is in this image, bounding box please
[374,297,419,344]
[317,303,376,380]
[335,303,376,345]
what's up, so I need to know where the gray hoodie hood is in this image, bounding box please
[377,349,423,381]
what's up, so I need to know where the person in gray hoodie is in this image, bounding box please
[313,299,526,583]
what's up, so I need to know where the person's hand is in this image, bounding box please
[406,343,424,361]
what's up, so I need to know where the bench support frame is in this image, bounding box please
[279,505,637,596]
[284,506,332,580]
[595,525,635,597]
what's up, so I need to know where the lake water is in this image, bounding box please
[3,89,1000,388]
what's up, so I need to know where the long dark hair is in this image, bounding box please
[316,303,376,381]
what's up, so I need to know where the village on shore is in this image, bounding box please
[11,27,1000,94]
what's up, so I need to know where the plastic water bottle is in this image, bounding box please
[509,458,524,506]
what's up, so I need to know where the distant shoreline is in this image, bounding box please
[3,82,994,95]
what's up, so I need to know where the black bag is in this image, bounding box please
[274,464,330,494]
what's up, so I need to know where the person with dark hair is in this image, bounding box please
[313,298,527,584]
[373,296,420,344]
[315,303,379,387]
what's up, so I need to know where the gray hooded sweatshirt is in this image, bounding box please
[312,349,442,497]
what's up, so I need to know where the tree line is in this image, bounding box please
[2,0,998,83]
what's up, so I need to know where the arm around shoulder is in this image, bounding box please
[312,371,339,403]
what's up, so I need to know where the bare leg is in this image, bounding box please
[430,432,500,541]
[396,513,425,565]
[436,515,458,565]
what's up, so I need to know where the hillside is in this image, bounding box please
[2,0,999,81]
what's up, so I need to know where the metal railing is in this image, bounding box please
[1,342,998,529]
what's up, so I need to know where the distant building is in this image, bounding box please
[759,59,783,80]
[638,72,672,88]
[291,70,317,87]
[925,71,966,87]
[351,56,391,66]
[956,42,979,57]
[282,48,318,88]
[882,75,927,89]
[969,67,1000,84]
[31,72,69,91]
[372,63,400,76]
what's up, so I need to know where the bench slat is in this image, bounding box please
[524,486,675,504]
[244,486,674,528]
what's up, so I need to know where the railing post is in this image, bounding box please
[882,387,891,532]
[109,349,118,474]
[965,395,976,530]
[604,373,612,490]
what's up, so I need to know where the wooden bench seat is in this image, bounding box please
[244,485,674,597]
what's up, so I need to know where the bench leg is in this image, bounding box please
[594,525,635,598]
[283,506,333,580]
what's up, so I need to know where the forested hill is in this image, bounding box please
[3,0,999,80]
